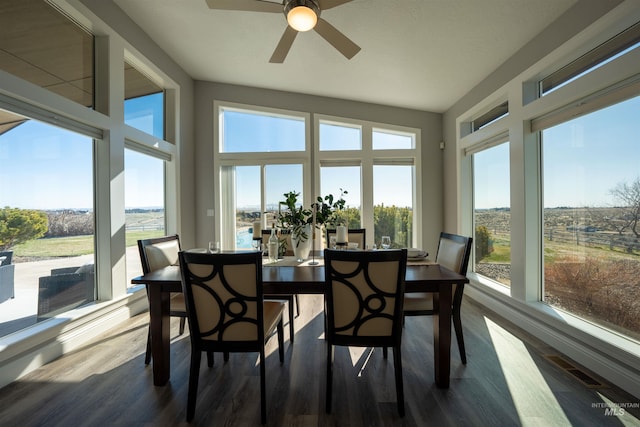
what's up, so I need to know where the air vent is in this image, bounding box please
[545,355,606,389]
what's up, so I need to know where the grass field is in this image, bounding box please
[12,230,164,259]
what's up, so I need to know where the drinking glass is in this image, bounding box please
[251,239,260,251]
[381,236,391,249]
[208,241,220,253]
[329,236,337,249]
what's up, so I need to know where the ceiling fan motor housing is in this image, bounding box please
[284,0,321,18]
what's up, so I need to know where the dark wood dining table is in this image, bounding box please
[131,258,469,389]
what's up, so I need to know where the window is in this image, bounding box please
[540,22,640,95]
[216,104,308,249]
[319,121,361,151]
[0,110,95,337]
[220,107,306,153]
[124,148,166,283]
[215,106,420,251]
[541,94,640,340]
[373,128,414,150]
[0,0,94,108]
[472,142,511,286]
[124,61,164,138]
[317,117,420,249]
[320,165,362,228]
[373,164,415,248]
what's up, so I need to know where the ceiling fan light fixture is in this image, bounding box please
[284,0,320,32]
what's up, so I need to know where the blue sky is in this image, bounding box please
[474,95,639,209]
[1,94,637,211]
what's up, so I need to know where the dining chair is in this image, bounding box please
[179,250,286,423]
[403,232,473,364]
[323,248,407,417]
[325,228,366,249]
[262,229,299,342]
[138,234,188,365]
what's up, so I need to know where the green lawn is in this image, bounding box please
[13,230,164,258]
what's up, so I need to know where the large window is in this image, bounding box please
[542,95,640,340]
[216,104,308,250]
[124,148,166,283]
[317,117,420,249]
[215,106,420,250]
[0,110,95,337]
[226,164,304,250]
[472,142,511,286]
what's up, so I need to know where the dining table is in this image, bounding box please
[131,254,469,389]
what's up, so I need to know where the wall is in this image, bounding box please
[193,82,444,255]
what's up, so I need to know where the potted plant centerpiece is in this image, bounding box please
[278,190,347,261]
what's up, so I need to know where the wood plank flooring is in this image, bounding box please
[0,295,638,426]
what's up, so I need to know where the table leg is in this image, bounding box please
[433,283,452,388]
[149,286,171,386]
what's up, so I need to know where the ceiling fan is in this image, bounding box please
[205,0,361,63]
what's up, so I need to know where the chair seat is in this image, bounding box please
[403,293,434,312]
[263,301,285,336]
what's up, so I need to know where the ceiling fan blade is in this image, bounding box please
[270,26,298,63]
[318,0,353,10]
[205,0,282,13]
[314,18,360,59]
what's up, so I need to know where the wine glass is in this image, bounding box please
[251,239,260,252]
[381,236,391,249]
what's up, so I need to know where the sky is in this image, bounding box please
[473,95,639,209]
[0,93,164,210]
[1,94,637,212]
[226,110,414,212]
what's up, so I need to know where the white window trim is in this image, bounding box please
[315,114,422,249]
[214,101,311,248]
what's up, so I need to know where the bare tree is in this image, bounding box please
[610,177,640,237]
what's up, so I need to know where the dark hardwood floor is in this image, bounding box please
[0,295,638,426]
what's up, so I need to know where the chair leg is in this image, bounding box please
[179,317,186,335]
[325,343,334,413]
[453,307,467,364]
[186,350,202,422]
[260,349,267,424]
[294,294,300,317]
[144,326,152,365]
[206,351,214,367]
[288,296,295,343]
[392,346,405,417]
[223,351,229,362]
[382,346,388,359]
[277,316,285,364]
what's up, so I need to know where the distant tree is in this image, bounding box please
[475,225,493,260]
[610,177,640,237]
[0,207,48,251]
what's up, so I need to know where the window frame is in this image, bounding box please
[315,114,422,249]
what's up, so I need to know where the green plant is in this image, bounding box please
[475,225,494,260]
[0,207,48,251]
[278,192,312,244]
[313,188,348,227]
[278,190,348,245]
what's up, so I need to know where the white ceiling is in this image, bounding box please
[114,0,577,112]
